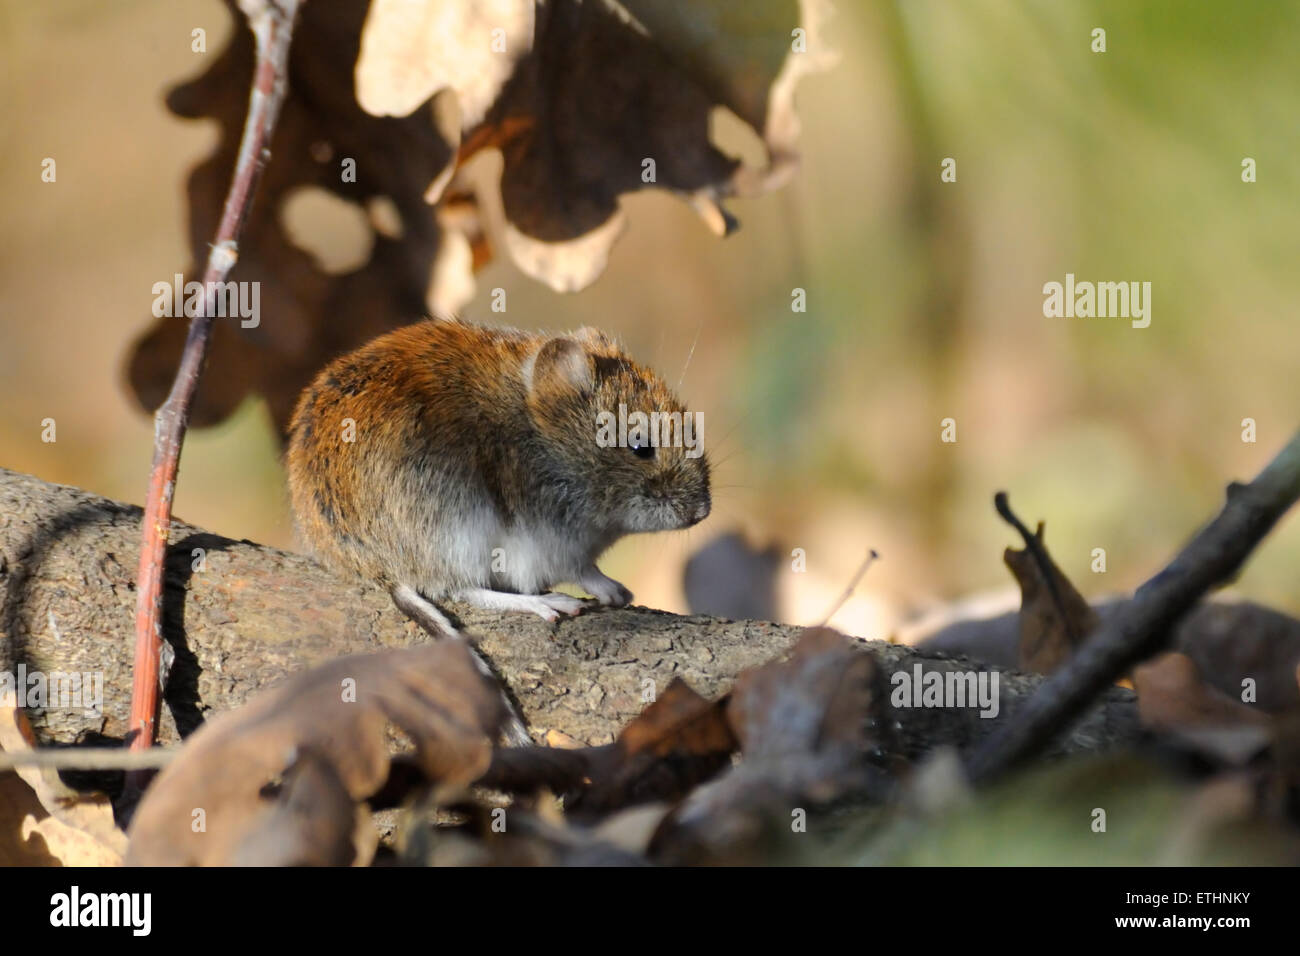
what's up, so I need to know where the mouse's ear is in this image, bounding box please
[529,337,594,399]
[573,327,616,352]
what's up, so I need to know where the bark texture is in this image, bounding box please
[0,468,1139,757]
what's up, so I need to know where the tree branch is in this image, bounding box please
[966,428,1300,784]
[129,0,301,771]
[0,468,1140,764]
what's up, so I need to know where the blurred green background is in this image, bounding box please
[1,0,1297,636]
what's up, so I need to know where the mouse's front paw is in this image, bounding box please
[604,581,634,607]
[581,573,633,607]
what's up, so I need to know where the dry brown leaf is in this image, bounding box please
[1174,599,1300,712]
[126,640,503,866]
[1004,523,1099,673]
[727,626,892,764]
[129,0,831,435]
[1132,650,1276,767]
[225,748,370,867]
[1134,651,1275,767]
[418,629,894,863]
[651,628,895,863]
[438,0,836,291]
[566,678,736,818]
[476,681,737,818]
[127,0,462,437]
[1134,652,1273,733]
[357,0,535,126]
[0,702,127,866]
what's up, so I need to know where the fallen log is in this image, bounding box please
[0,468,1139,759]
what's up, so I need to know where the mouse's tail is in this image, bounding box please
[390,584,532,748]
[391,582,459,637]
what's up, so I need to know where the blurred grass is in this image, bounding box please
[0,0,1297,630]
[854,753,1300,865]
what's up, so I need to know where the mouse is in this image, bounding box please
[285,316,711,735]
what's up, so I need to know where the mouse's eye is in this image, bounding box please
[629,439,656,460]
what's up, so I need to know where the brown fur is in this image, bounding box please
[285,316,710,603]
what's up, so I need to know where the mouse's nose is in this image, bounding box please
[692,498,711,523]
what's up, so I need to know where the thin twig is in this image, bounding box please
[966,429,1300,785]
[0,748,177,772]
[817,549,880,627]
[127,0,301,776]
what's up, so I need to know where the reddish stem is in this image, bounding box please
[127,1,300,776]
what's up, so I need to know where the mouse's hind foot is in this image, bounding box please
[455,587,585,622]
